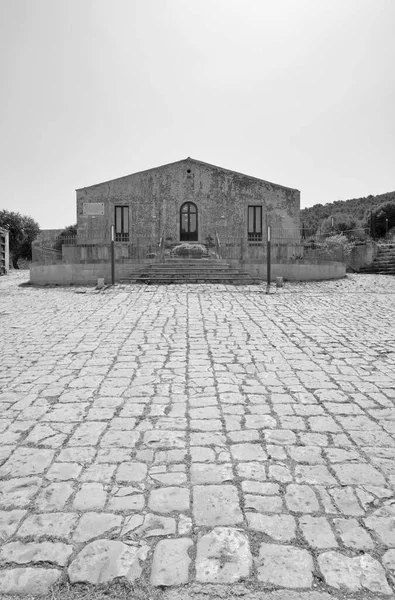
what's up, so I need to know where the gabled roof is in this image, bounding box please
[76,157,299,192]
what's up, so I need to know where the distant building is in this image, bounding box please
[36,229,63,243]
[76,158,300,242]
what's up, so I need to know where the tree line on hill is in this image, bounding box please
[300,191,395,238]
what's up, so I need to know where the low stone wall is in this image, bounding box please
[231,260,346,281]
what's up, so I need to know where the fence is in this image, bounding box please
[32,235,164,265]
[217,236,344,263]
[32,229,345,267]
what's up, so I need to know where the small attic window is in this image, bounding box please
[187,169,191,173]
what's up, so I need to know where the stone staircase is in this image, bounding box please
[121,258,262,285]
[359,244,395,275]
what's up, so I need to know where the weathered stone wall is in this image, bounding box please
[76,159,300,242]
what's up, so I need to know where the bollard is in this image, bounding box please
[266,225,271,294]
[276,277,283,288]
[97,278,105,289]
[111,225,115,285]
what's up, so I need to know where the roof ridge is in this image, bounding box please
[76,157,299,192]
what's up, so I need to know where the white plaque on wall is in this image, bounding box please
[83,202,105,216]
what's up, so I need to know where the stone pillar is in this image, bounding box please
[0,227,10,275]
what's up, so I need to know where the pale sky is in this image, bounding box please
[1,0,394,229]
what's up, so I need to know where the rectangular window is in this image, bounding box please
[248,206,262,241]
[115,206,129,242]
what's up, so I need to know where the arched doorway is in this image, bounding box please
[180,202,198,241]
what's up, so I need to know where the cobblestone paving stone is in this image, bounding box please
[1,271,395,596]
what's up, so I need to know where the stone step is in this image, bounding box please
[163,261,229,266]
[164,258,228,263]
[135,268,241,274]
[121,272,261,284]
[369,264,395,269]
[361,266,395,270]
[360,263,395,268]
[122,278,261,285]
[145,263,234,269]
[359,268,395,274]
[129,265,245,272]
[358,245,395,274]
[122,258,263,284]
[127,273,256,281]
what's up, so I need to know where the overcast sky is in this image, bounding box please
[1,0,394,229]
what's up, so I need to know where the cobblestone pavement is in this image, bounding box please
[1,272,395,597]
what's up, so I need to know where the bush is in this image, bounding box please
[322,234,355,258]
[385,227,395,242]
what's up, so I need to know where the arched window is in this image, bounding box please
[180,202,198,241]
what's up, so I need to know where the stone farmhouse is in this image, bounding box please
[76,158,300,243]
[31,159,346,285]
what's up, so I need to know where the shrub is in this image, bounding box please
[322,234,355,258]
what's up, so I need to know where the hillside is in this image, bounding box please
[301,191,395,234]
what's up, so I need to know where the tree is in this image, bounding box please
[368,202,395,238]
[0,210,40,268]
[334,216,357,235]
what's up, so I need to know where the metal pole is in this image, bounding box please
[266,225,271,294]
[386,218,389,236]
[111,225,115,285]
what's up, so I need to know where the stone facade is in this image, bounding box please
[76,158,300,243]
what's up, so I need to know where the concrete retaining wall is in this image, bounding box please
[30,258,346,285]
[230,259,346,281]
[30,262,145,286]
